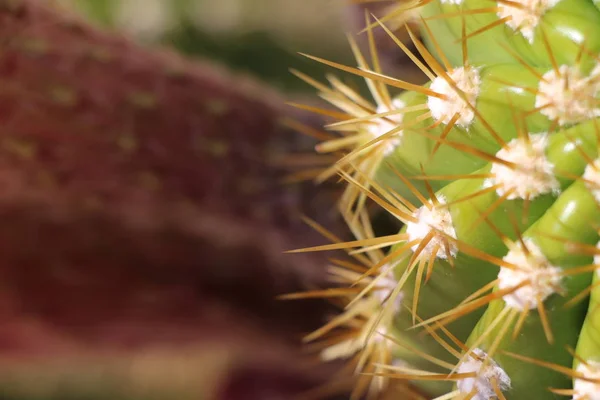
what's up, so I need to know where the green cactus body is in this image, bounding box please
[381,63,551,177]
[290,0,600,398]
[574,263,600,396]
[460,179,599,397]
[420,0,600,68]
[381,121,598,394]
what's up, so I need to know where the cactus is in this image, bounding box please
[288,0,600,398]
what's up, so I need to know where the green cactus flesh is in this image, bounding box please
[289,0,600,398]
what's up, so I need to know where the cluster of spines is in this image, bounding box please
[285,0,600,398]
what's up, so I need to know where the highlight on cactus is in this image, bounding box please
[283,0,600,398]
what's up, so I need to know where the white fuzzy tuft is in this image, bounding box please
[497,0,562,43]
[373,266,404,313]
[366,99,406,156]
[319,298,392,362]
[319,273,403,363]
[535,65,600,126]
[428,66,481,128]
[498,239,562,311]
[405,195,457,260]
[584,160,600,204]
[573,361,600,400]
[321,335,363,362]
[371,325,391,345]
[456,348,511,400]
[440,0,464,4]
[484,133,559,200]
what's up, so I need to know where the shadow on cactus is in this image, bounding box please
[284,0,600,398]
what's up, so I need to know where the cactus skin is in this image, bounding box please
[291,0,600,398]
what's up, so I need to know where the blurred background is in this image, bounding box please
[0,1,421,400]
[58,0,421,92]
[60,0,353,92]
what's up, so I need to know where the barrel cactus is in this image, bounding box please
[287,0,600,398]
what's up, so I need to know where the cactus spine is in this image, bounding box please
[287,0,600,398]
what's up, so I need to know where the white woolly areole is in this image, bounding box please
[319,298,392,362]
[485,133,559,200]
[370,324,391,345]
[405,195,457,260]
[366,99,406,156]
[584,160,600,204]
[440,0,464,4]
[535,65,600,126]
[456,348,511,400]
[497,0,562,43]
[427,66,481,128]
[373,266,404,313]
[573,361,600,400]
[498,239,562,311]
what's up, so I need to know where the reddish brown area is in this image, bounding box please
[0,1,350,399]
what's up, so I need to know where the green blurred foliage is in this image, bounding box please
[63,0,353,93]
[161,23,331,92]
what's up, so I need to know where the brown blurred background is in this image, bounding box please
[0,2,420,400]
